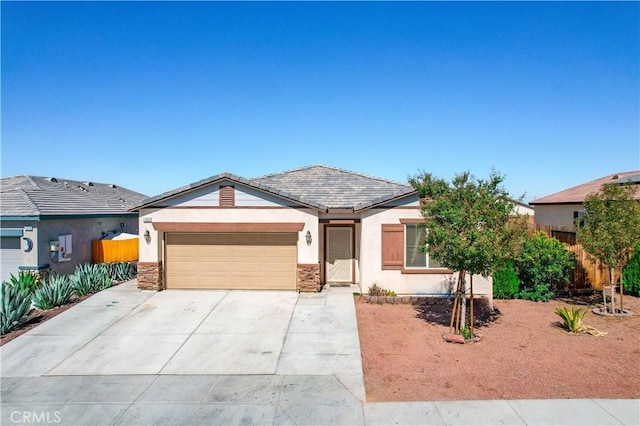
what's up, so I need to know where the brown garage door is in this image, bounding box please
[165,233,297,290]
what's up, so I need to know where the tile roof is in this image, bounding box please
[133,165,417,212]
[530,171,640,204]
[254,165,416,210]
[1,175,148,217]
[133,172,329,211]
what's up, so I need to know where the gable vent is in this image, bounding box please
[219,185,235,207]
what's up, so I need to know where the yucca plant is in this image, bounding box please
[32,275,75,310]
[7,272,41,297]
[555,306,588,334]
[1,283,32,335]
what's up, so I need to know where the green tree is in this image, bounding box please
[576,183,640,314]
[411,170,527,335]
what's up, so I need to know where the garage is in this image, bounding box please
[165,232,297,290]
[1,235,22,283]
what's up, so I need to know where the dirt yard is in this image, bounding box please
[355,294,640,401]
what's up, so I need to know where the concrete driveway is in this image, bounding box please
[1,280,367,424]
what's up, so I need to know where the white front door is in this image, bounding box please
[326,227,353,283]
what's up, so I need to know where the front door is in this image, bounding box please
[326,227,353,283]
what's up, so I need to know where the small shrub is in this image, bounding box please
[515,232,574,302]
[32,275,75,310]
[6,272,41,297]
[1,283,32,335]
[555,306,588,334]
[622,244,640,297]
[70,263,112,296]
[519,283,555,302]
[493,262,519,299]
[367,283,396,297]
[461,323,472,340]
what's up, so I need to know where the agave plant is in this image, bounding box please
[7,272,41,297]
[70,263,112,296]
[32,275,75,310]
[1,282,32,335]
[114,262,129,282]
[555,306,588,334]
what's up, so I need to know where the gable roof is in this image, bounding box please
[132,172,328,211]
[133,165,417,212]
[1,175,148,217]
[530,171,640,205]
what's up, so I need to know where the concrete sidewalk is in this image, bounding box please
[1,282,638,425]
[2,375,638,425]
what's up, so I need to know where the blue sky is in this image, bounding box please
[2,2,638,202]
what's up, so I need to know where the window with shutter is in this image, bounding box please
[219,186,235,207]
[381,224,404,270]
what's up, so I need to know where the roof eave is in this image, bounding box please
[353,190,419,212]
[130,173,328,212]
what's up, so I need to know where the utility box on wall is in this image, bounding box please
[58,234,72,262]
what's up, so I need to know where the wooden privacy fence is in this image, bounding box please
[534,225,618,291]
[565,244,619,291]
[92,238,139,263]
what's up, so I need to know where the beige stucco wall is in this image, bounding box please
[138,207,320,265]
[533,204,582,229]
[359,204,492,297]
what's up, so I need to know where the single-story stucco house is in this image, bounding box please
[530,170,640,244]
[132,165,493,296]
[0,175,147,282]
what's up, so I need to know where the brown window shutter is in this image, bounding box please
[381,224,404,270]
[219,186,235,207]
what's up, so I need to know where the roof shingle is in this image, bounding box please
[1,175,147,217]
[530,171,640,204]
[253,165,415,210]
[133,165,417,212]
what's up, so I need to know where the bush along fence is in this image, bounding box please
[534,225,624,292]
[1,261,137,335]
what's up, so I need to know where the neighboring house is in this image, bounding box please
[0,175,147,282]
[512,200,535,226]
[132,165,493,296]
[530,171,640,244]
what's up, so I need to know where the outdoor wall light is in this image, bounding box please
[144,230,151,244]
[305,230,312,246]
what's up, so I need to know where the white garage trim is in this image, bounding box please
[153,222,304,233]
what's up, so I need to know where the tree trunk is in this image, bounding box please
[460,272,467,332]
[470,274,474,337]
[610,267,616,314]
[620,268,624,313]
[449,274,462,334]
[602,284,608,314]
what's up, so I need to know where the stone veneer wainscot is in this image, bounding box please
[137,262,163,290]
[297,263,320,292]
